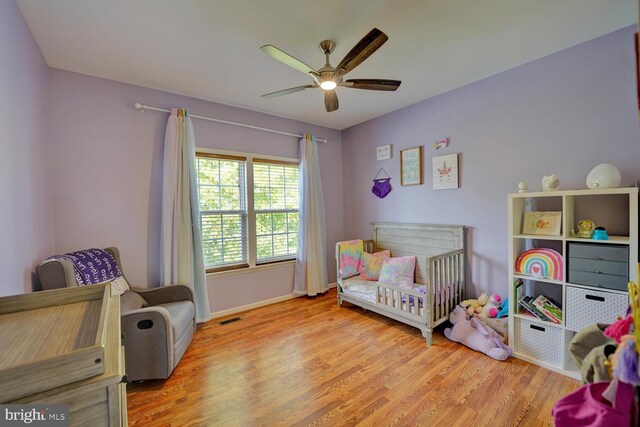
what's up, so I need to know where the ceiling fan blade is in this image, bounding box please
[260,45,317,75]
[262,85,315,98]
[341,79,401,91]
[324,90,339,112]
[335,28,388,77]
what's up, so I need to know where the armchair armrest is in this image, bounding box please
[120,307,175,380]
[130,284,194,306]
[121,307,172,337]
[37,258,79,290]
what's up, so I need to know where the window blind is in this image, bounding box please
[195,154,248,270]
[253,159,299,263]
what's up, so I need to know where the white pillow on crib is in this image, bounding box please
[378,256,416,289]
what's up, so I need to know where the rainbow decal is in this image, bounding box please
[515,248,563,281]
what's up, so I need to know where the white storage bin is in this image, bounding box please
[565,286,628,332]
[514,317,563,367]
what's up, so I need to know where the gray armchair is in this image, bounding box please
[37,247,196,381]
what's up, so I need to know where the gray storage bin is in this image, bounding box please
[568,243,629,291]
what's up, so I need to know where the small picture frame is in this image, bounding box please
[522,211,562,236]
[376,144,392,161]
[400,146,423,186]
[432,153,459,190]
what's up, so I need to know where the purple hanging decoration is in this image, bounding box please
[372,168,392,198]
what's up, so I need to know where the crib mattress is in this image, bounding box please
[340,277,425,316]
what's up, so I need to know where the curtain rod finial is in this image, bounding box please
[134,102,144,112]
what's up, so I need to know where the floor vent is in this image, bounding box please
[219,317,241,325]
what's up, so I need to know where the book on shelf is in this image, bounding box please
[513,279,524,313]
[531,295,562,323]
[518,296,551,322]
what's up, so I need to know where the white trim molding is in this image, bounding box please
[210,293,302,320]
[209,282,339,320]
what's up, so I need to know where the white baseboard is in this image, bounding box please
[210,282,339,320]
[210,293,302,319]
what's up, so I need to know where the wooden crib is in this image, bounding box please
[336,222,466,345]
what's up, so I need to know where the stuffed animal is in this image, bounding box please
[479,294,502,318]
[463,292,505,317]
[444,306,513,361]
[461,299,481,316]
[496,298,509,319]
[461,292,489,316]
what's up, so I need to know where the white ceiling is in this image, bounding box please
[17,0,638,130]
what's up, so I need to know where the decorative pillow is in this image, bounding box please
[120,290,148,312]
[378,256,416,289]
[359,250,391,281]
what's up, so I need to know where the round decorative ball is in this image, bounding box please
[586,163,621,189]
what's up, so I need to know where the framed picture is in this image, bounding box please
[376,144,392,161]
[400,146,423,186]
[522,211,562,236]
[432,153,459,190]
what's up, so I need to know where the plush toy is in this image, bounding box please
[461,299,481,316]
[477,292,489,306]
[463,292,506,318]
[462,292,488,316]
[479,294,502,318]
[444,306,513,361]
[496,298,509,319]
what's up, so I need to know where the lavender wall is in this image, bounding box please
[342,26,640,298]
[0,0,53,296]
[48,70,343,313]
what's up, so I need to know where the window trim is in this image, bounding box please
[196,148,299,274]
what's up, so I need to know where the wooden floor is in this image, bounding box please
[127,289,579,426]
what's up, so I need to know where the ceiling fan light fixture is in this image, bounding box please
[261,28,400,112]
[320,80,337,90]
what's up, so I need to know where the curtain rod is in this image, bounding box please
[134,103,328,143]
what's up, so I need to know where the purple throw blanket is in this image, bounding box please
[402,285,427,307]
[49,248,122,286]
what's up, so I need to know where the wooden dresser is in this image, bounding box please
[0,284,127,426]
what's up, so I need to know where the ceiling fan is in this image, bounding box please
[260,28,401,112]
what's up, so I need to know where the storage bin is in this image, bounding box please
[565,286,628,331]
[567,243,628,291]
[514,316,563,367]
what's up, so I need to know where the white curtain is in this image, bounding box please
[161,108,211,322]
[294,133,328,296]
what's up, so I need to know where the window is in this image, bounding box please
[196,154,248,270]
[195,152,300,272]
[253,160,299,263]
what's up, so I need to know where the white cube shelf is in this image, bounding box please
[508,187,637,378]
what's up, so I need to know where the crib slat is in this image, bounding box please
[452,254,457,306]
[439,258,443,320]
[433,259,438,321]
[450,255,454,309]
[456,253,461,303]
[439,258,442,320]
[445,256,450,317]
